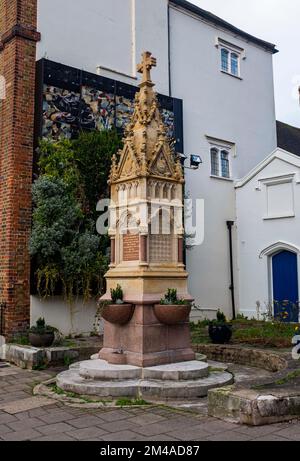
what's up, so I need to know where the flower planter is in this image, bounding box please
[154,304,191,325]
[102,304,134,325]
[29,332,55,348]
[208,324,232,344]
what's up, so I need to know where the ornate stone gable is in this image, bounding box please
[109,52,184,184]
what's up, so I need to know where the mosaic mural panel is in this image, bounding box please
[43,85,95,140]
[39,60,182,150]
[81,86,115,131]
[115,95,135,130]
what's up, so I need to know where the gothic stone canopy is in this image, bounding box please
[109,52,184,184]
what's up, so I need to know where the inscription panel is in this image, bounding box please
[123,234,139,261]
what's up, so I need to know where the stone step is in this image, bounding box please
[56,367,233,399]
[78,359,209,381]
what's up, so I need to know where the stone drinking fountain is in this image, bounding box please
[57,52,233,401]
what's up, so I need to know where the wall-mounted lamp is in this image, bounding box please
[190,155,203,169]
[178,153,203,170]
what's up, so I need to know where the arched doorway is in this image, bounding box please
[272,250,299,322]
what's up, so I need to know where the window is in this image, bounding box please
[210,147,231,179]
[221,150,230,178]
[217,38,244,77]
[221,48,229,73]
[220,47,240,77]
[211,148,219,176]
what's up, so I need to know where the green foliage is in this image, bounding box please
[116,398,149,407]
[31,130,122,302]
[216,310,227,323]
[208,310,228,326]
[29,317,56,334]
[110,284,123,304]
[191,316,299,348]
[160,288,189,305]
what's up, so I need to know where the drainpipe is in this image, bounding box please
[167,3,172,97]
[226,221,236,320]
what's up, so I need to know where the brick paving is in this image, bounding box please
[0,364,300,441]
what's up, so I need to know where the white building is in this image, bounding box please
[236,146,300,321]
[32,0,300,333]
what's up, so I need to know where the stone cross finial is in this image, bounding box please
[137,51,157,85]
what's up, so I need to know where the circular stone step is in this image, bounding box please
[143,361,209,381]
[56,368,233,399]
[78,359,209,381]
[79,360,141,380]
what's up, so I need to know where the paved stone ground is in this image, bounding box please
[1,362,300,441]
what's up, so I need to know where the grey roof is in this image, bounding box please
[277,121,300,157]
[170,0,278,54]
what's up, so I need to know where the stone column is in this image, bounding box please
[110,237,116,267]
[178,237,184,264]
[140,234,148,265]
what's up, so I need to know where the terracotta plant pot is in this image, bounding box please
[102,304,134,325]
[154,304,191,325]
[29,332,55,348]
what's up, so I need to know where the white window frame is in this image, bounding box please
[207,137,235,180]
[216,38,244,78]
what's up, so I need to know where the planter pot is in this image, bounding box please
[102,304,134,325]
[209,324,232,344]
[154,304,191,325]
[29,332,55,348]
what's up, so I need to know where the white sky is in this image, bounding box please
[191,0,300,127]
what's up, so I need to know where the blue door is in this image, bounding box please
[272,251,299,322]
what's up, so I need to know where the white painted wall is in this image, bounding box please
[236,149,300,318]
[31,296,103,337]
[169,5,277,318]
[37,0,170,94]
[36,0,278,322]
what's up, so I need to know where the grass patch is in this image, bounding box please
[191,319,299,349]
[49,384,112,404]
[116,398,150,407]
[275,369,300,386]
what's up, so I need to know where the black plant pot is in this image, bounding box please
[29,332,55,348]
[209,324,232,344]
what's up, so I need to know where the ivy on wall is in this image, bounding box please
[30,130,122,302]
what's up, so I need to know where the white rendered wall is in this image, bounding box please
[169,6,277,319]
[37,0,170,95]
[30,296,103,337]
[236,151,300,318]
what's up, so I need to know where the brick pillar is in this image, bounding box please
[0,0,40,339]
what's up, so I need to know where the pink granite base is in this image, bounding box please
[99,303,195,367]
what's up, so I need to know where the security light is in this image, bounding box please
[190,155,203,169]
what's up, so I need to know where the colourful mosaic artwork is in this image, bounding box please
[81,86,115,131]
[43,85,95,139]
[116,95,135,130]
[161,108,175,139]
[42,85,176,140]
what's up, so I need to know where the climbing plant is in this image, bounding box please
[30,130,122,302]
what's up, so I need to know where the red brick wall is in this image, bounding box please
[0,0,40,339]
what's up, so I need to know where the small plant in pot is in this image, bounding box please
[100,285,134,325]
[154,289,191,325]
[29,318,55,348]
[208,310,232,344]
